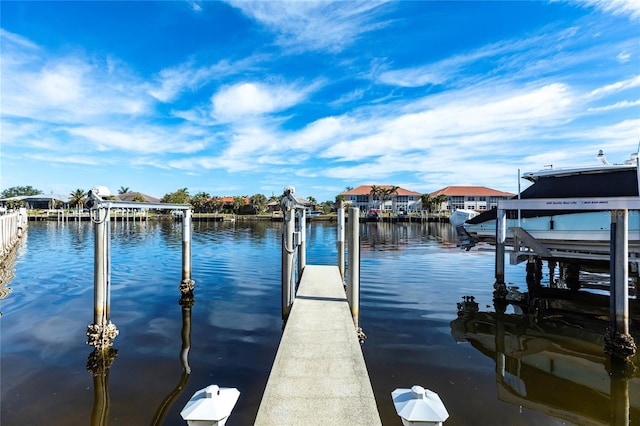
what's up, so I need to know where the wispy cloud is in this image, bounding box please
[1,1,638,199]
[148,55,265,103]
[225,0,391,52]
[1,32,150,123]
[587,99,640,111]
[576,0,640,20]
[587,75,640,99]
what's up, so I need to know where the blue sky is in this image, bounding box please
[1,0,639,202]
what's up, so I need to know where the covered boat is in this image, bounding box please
[460,151,640,258]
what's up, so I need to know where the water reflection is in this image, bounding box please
[451,296,640,425]
[360,221,458,251]
[151,291,194,425]
[0,242,18,315]
[87,347,118,426]
[8,220,636,425]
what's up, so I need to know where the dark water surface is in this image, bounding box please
[1,220,638,425]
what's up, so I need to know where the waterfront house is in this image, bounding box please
[0,194,70,210]
[340,185,422,213]
[116,191,160,203]
[429,186,514,212]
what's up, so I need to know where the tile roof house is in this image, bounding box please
[340,185,422,212]
[429,186,514,211]
[116,192,160,203]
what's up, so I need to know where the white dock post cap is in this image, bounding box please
[391,385,449,426]
[180,384,240,426]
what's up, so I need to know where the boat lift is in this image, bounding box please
[85,186,193,350]
[494,196,639,360]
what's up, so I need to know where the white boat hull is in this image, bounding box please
[464,211,640,247]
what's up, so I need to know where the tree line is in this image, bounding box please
[2,185,447,214]
[0,185,334,215]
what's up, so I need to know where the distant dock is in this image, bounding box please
[255,265,381,425]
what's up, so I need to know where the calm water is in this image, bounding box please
[1,220,638,425]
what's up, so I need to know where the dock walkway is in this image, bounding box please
[255,265,381,425]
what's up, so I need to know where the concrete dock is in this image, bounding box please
[255,265,381,425]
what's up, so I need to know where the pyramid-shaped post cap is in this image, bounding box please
[180,384,240,426]
[391,385,449,426]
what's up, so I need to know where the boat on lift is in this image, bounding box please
[460,150,640,257]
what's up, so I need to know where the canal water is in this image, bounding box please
[1,220,638,425]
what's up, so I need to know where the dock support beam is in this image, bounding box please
[87,206,118,350]
[494,208,507,298]
[347,207,360,329]
[605,209,637,359]
[180,209,195,293]
[337,203,345,280]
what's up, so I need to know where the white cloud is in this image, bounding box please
[187,0,202,12]
[148,58,256,103]
[587,99,640,111]
[211,82,305,121]
[578,0,640,20]
[287,116,347,151]
[587,75,640,98]
[1,49,151,122]
[37,63,88,105]
[0,28,40,54]
[617,51,631,62]
[320,83,574,161]
[148,62,208,103]
[65,124,210,154]
[226,0,391,53]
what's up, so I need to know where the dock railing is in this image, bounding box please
[0,208,27,260]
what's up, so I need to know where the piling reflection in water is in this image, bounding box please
[451,295,640,425]
[151,290,194,425]
[87,347,117,426]
[5,220,640,425]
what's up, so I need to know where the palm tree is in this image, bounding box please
[232,196,247,215]
[191,192,211,213]
[212,197,224,213]
[369,185,381,211]
[307,196,317,207]
[69,189,86,219]
[118,186,130,194]
[69,189,86,209]
[433,194,448,215]
[384,185,399,214]
[420,193,432,212]
[250,193,268,214]
[162,188,190,204]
